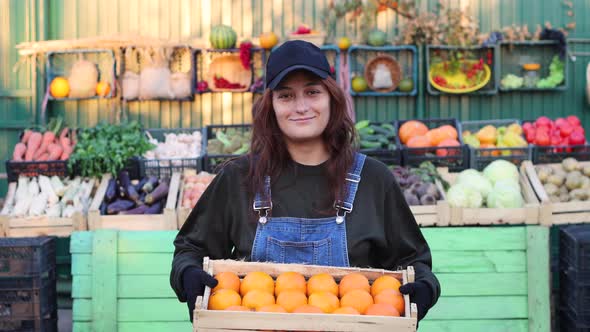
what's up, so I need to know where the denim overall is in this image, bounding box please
[251,153,366,267]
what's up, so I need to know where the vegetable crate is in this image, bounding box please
[348,45,418,97]
[522,160,590,226]
[0,237,55,277]
[426,45,499,95]
[438,166,540,225]
[559,225,590,328]
[499,40,567,92]
[398,118,469,171]
[0,271,57,324]
[203,124,252,173]
[194,258,418,332]
[0,181,89,238]
[5,160,69,183]
[461,119,532,171]
[533,144,590,164]
[46,49,116,100]
[88,173,180,231]
[358,121,401,166]
[140,128,203,178]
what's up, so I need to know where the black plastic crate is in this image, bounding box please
[397,118,468,171]
[0,315,57,332]
[140,128,204,177]
[357,121,400,166]
[561,272,590,313]
[203,124,252,173]
[561,307,590,329]
[5,160,69,183]
[0,238,55,278]
[533,144,590,164]
[0,271,57,320]
[560,225,590,272]
[461,119,532,170]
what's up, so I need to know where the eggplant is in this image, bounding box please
[118,171,131,197]
[145,180,169,204]
[135,177,149,192]
[118,204,150,215]
[107,199,135,215]
[127,185,142,205]
[139,191,147,203]
[144,201,163,214]
[141,176,159,193]
[105,178,117,202]
[99,201,108,215]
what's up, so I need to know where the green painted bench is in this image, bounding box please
[71,226,550,332]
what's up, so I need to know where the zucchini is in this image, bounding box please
[141,176,159,193]
[105,178,117,202]
[145,180,169,204]
[107,199,135,215]
[145,201,163,214]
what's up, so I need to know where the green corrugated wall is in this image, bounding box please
[2,0,590,194]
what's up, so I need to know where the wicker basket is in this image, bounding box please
[364,54,402,93]
[207,54,252,92]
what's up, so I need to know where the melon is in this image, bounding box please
[210,25,238,49]
[367,29,387,47]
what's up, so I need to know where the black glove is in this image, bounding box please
[399,281,434,322]
[183,267,218,322]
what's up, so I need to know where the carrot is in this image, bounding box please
[34,131,57,160]
[59,128,70,147]
[21,129,33,144]
[60,144,74,160]
[12,143,26,161]
[47,143,63,161]
[25,132,43,161]
[36,153,50,161]
[71,129,77,146]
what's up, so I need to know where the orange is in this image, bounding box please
[208,289,242,310]
[49,77,70,98]
[365,303,400,317]
[242,289,275,310]
[213,272,241,293]
[338,273,370,298]
[276,290,308,313]
[257,304,287,313]
[275,271,306,296]
[292,304,323,314]
[224,305,251,311]
[95,81,111,97]
[340,289,373,314]
[370,275,402,297]
[307,273,338,297]
[240,271,274,296]
[399,120,429,144]
[308,291,340,313]
[332,307,360,315]
[373,289,405,315]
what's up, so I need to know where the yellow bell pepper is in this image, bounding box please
[476,125,497,145]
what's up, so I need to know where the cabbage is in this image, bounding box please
[487,180,524,208]
[483,160,519,185]
[447,183,483,208]
[456,169,493,199]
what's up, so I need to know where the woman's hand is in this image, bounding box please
[183,267,218,321]
[399,281,434,321]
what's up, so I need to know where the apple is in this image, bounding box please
[567,115,581,127]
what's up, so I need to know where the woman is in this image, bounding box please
[170,40,440,322]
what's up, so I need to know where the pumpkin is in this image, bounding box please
[210,25,237,49]
[96,82,111,97]
[259,32,279,49]
[436,138,461,157]
[438,125,458,140]
[426,127,456,146]
[407,135,431,148]
[49,77,70,98]
[399,120,428,144]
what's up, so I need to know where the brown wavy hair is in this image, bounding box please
[247,75,356,210]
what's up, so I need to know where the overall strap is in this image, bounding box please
[253,175,272,223]
[334,153,366,218]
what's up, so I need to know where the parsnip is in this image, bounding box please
[1,183,17,216]
[28,178,39,196]
[62,204,75,218]
[39,175,59,205]
[15,177,29,201]
[46,203,62,217]
[28,192,47,216]
[50,176,66,196]
[62,177,82,204]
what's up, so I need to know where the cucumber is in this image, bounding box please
[360,140,382,149]
[360,134,385,142]
[380,123,396,133]
[371,125,394,137]
[358,127,375,136]
[355,120,371,130]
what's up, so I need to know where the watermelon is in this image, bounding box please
[210,25,238,49]
[367,29,387,47]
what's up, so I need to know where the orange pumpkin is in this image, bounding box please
[50,77,70,98]
[436,138,461,157]
[406,135,431,148]
[259,32,279,49]
[438,125,458,140]
[399,121,429,144]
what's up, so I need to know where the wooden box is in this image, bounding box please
[193,258,418,332]
[88,173,180,231]
[438,167,540,225]
[522,160,590,225]
[410,179,450,227]
[0,182,89,238]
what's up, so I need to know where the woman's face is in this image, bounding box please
[272,71,331,144]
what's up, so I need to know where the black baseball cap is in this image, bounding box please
[265,40,331,90]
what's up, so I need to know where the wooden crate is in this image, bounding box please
[194,258,417,332]
[438,167,540,225]
[0,182,89,238]
[410,179,450,227]
[88,173,180,231]
[522,160,590,225]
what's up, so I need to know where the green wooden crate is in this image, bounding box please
[70,227,549,332]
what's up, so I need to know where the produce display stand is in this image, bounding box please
[88,173,180,231]
[438,166,540,225]
[194,258,418,332]
[409,179,450,227]
[0,182,89,238]
[522,160,590,226]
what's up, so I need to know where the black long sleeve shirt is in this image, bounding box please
[170,156,440,306]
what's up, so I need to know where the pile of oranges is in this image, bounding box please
[207,271,405,317]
